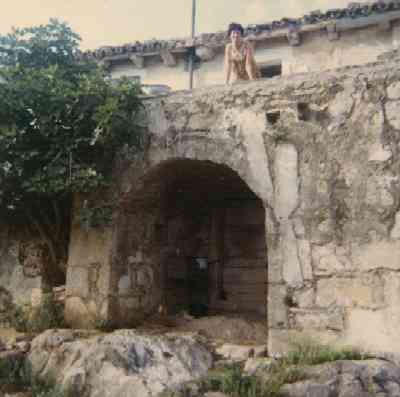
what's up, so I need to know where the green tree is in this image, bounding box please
[0,19,144,283]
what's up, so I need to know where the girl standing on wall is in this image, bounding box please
[224,23,260,84]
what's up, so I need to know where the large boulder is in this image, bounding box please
[28,329,213,397]
[281,359,400,397]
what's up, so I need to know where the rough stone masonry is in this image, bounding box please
[65,49,400,355]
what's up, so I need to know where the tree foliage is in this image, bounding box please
[0,20,144,279]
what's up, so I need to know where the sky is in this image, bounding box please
[0,1,353,50]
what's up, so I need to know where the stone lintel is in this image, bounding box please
[129,54,145,69]
[160,49,177,67]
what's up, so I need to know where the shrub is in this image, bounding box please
[28,292,65,333]
[93,317,114,333]
[0,358,68,397]
[8,292,65,333]
[8,303,30,333]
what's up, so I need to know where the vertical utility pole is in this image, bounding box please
[189,0,196,90]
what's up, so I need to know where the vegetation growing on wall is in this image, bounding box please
[0,20,144,278]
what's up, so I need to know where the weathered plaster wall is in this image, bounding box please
[67,49,400,354]
[0,226,43,321]
[64,197,113,328]
[110,23,400,91]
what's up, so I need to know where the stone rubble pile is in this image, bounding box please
[2,328,400,396]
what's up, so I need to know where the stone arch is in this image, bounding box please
[110,157,269,326]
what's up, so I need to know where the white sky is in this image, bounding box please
[1,1,353,50]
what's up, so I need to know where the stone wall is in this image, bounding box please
[0,226,43,320]
[66,49,400,354]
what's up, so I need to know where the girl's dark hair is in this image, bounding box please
[228,23,244,37]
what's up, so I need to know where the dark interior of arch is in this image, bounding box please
[131,159,268,318]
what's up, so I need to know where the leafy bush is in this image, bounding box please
[0,354,24,386]
[0,359,68,397]
[9,292,65,333]
[93,317,114,333]
[29,292,65,333]
[8,304,30,333]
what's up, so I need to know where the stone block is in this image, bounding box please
[292,307,345,331]
[382,273,400,307]
[329,89,354,118]
[312,243,352,276]
[65,297,92,328]
[385,101,400,129]
[136,265,154,290]
[280,221,303,287]
[316,276,384,308]
[344,308,400,352]
[274,144,299,220]
[368,142,392,162]
[390,211,400,239]
[352,241,400,271]
[268,284,288,328]
[66,267,89,298]
[298,239,313,280]
[268,329,341,356]
[118,275,131,296]
[293,287,315,308]
[387,82,400,100]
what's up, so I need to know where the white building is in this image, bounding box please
[83,2,400,91]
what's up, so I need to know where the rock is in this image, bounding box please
[15,334,35,343]
[244,357,274,375]
[53,285,66,303]
[28,329,213,397]
[216,344,267,362]
[16,341,30,353]
[280,359,400,397]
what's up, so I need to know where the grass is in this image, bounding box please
[283,337,367,366]
[162,338,370,397]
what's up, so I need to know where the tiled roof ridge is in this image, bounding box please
[81,1,400,61]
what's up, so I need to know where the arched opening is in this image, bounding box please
[125,159,268,319]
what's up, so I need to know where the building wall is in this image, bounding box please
[66,48,400,354]
[109,22,400,91]
[0,226,43,324]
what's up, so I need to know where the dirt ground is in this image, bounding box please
[136,314,268,345]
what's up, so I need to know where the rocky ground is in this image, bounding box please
[1,315,400,396]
